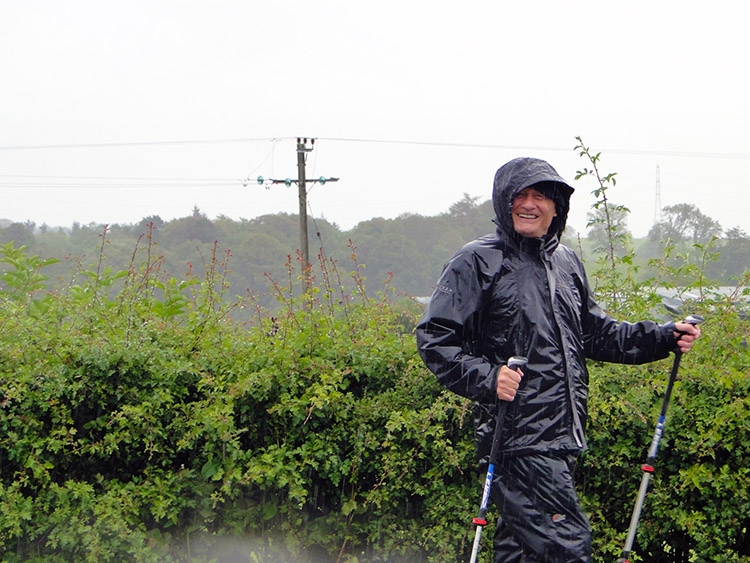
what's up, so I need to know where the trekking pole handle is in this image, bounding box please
[487,356,527,465]
[682,314,704,328]
[673,315,704,354]
[487,356,527,474]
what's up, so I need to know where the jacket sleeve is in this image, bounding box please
[581,286,678,365]
[415,244,500,403]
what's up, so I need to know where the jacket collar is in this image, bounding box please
[504,227,560,259]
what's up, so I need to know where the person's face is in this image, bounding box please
[511,187,557,238]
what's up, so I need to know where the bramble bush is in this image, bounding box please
[0,233,477,562]
[574,138,750,562]
[0,142,749,562]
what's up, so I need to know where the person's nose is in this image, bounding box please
[517,193,533,207]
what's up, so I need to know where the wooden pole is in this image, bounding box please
[296,138,310,290]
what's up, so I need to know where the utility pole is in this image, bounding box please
[297,138,311,278]
[264,138,339,290]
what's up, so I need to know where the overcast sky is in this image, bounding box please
[2,1,748,239]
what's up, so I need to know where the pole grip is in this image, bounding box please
[488,356,527,463]
[469,356,527,563]
[683,314,704,326]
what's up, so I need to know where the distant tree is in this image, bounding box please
[447,193,481,218]
[138,215,165,232]
[445,194,494,242]
[391,213,437,250]
[560,225,582,250]
[360,232,426,295]
[714,227,750,282]
[0,221,35,247]
[351,217,390,240]
[225,231,291,306]
[586,202,631,257]
[641,203,723,275]
[161,212,219,245]
[648,203,722,246]
[247,214,299,248]
[68,222,103,254]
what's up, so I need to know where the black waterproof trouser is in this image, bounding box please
[490,452,591,562]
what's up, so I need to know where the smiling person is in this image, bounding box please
[415,157,700,562]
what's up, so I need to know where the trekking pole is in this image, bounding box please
[469,356,527,563]
[619,315,704,563]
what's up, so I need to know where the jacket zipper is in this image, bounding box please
[543,257,585,449]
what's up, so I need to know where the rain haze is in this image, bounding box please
[1,1,748,239]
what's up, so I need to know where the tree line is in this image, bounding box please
[1,195,748,315]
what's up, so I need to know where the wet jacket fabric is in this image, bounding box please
[416,157,678,459]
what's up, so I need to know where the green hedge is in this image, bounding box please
[580,303,750,562]
[0,241,478,562]
[0,236,749,562]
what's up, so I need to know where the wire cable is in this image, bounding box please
[0,137,295,151]
[3,134,747,160]
[318,137,750,161]
[242,139,280,184]
[0,137,750,164]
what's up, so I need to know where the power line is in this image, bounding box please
[604,147,750,160]
[321,137,568,152]
[0,174,234,181]
[0,137,295,151]
[2,135,749,160]
[0,182,237,189]
[0,173,242,191]
[320,137,750,161]
[0,180,238,190]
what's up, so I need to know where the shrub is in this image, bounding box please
[1,142,748,562]
[0,238,478,562]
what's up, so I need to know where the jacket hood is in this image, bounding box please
[492,157,574,240]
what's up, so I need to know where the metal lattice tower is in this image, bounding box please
[653,164,662,225]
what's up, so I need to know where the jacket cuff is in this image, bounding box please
[478,365,500,403]
[661,321,679,352]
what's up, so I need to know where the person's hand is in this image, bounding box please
[496,363,524,401]
[674,321,701,354]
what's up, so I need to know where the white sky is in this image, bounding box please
[1,0,748,238]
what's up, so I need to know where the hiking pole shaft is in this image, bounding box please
[620,351,682,561]
[619,315,703,563]
[469,356,527,563]
[468,413,504,563]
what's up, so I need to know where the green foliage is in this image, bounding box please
[574,137,641,315]
[2,186,748,307]
[0,238,477,562]
[0,196,504,312]
[0,143,749,562]
[580,293,750,561]
[573,138,750,562]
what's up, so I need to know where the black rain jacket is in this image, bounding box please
[416,157,678,460]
